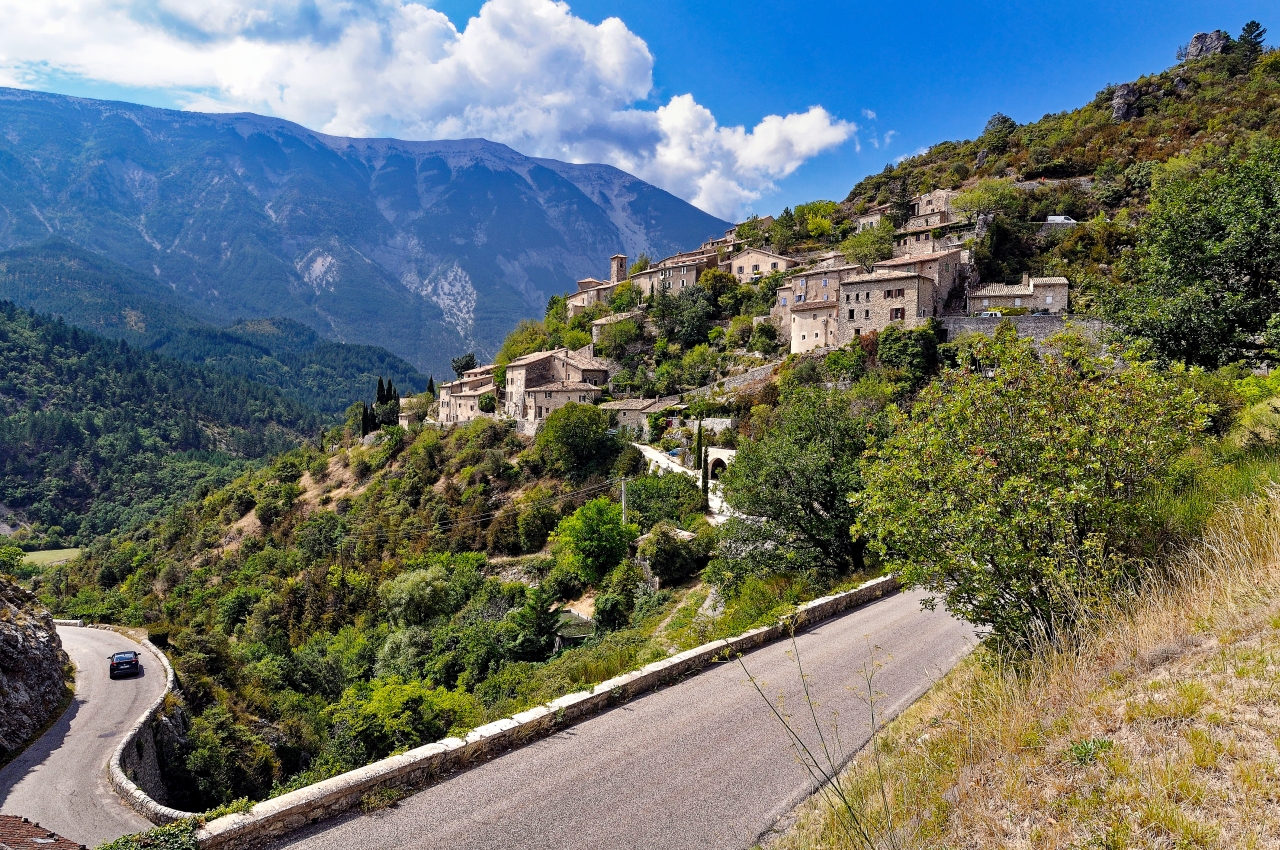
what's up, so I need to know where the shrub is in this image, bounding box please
[551,497,639,584]
[638,523,698,586]
[535,403,618,480]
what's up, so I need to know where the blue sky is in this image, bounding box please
[2,0,1275,219]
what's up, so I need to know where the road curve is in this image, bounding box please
[279,589,975,850]
[0,626,163,847]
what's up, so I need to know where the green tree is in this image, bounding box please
[478,392,496,414]
[508,585,560,661]
[980,112,1018,153]
[839,219,895,271]
[1238,21,1267,66]
[450,352,478,378]
[535,403,618,480]
[1110,140,1280,367]
[712,385,881,592]
[855,327,1208,647]
[734,215,768,248]
[597,318,640,360]
[951,178,1021,220]
[551,497,639,584]
[876,321,940,387]
[628,254,652,275]
[0,545,25,576]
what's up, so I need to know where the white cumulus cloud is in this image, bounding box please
[0,0,856,218]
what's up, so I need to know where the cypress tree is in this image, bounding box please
[694,420,703,470]
[427,376,436,397]
[701,446,710,510]
[376,377,386,405]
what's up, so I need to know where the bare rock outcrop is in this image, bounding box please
[0,576,69,756]
[1185,30,1231,61]
[1110,83,1140,123]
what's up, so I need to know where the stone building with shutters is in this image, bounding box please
[436,364,498,425]
[967,275,1069,315]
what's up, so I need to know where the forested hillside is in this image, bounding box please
[0,303,318,545]
[0,241,427,413]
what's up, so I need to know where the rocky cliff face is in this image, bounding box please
[0,577,69,756]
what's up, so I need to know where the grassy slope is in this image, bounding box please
[768,456,1280,850]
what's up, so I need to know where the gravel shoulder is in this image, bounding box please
[0,626,162,847]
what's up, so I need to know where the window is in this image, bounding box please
[737,265,744,273]
[545,392,552,399]
[822,279,828,286]
[680,280,686,287]
[891,308,905,321]
[1014,297,1022,307]
[1045,295,1054,304]
[897,289,905,298]
[752,264,760,272]
[864,309,870,319]
[663,281,671,290]
[823,293,828,301]
[884,290,893,299]
[800,334,806,339]
[982,298,990,306]
[854,328,862,336]
[845,294,850,302]
[855,292,861,302]
[848,309,856,320]
[770,262,778,269]
[780,297,787,305]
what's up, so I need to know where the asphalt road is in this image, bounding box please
[0,626,161,847]
[278,589,975,850]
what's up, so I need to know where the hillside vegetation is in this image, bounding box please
[0,302,317,546]
[0,241,428,414]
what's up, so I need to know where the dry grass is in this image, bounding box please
[769,487,1280,850]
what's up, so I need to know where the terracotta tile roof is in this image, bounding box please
[791,301,842,313]
[447,382,497,397]
[0,816,85,850]
[527,381,602,393]
[875,250,962,267]
[600,398,660,411]
[505,348,562,367]
[970,277,1068,298]
[590,311,642,327]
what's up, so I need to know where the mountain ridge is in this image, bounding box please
[0,87,730,375]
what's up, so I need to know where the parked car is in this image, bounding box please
[108,651,140,679]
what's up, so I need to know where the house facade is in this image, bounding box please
[967,275,1069,314]
[566,254,629,316]
[437,365,498,425]
[503,346,609,426]
[727,247,798,283]
[628,250,719,297]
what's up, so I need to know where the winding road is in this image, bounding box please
[0,625,162,848]
[279,589,975,850]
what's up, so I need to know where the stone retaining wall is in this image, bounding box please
[195,574,901,849]
[93,627,197,825]
[938,314,1106,345]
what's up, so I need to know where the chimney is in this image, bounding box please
[610,254,627,284]
[1021,272,1030,286]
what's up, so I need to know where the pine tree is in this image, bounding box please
[701,446,710,510]
[1239,21,1267,66]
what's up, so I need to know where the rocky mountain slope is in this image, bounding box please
[0,576,68,758]
[0,89,730,376]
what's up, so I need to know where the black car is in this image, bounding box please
[108,651,140,679]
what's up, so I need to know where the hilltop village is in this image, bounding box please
[427,186,1070,434]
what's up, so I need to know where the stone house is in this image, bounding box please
[629,250,720,298]
[521,381,602,426]
[437,365,498,425]
[728,247,798,283]
[967,275,1069,314]
[599,395,682,439]
[503,346,609,423]
[790,301,841,353]
[566,254,629,317]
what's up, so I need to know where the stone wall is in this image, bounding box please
[938,315,1106,345]
[103,631,197,825]
[195,575,901,849]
